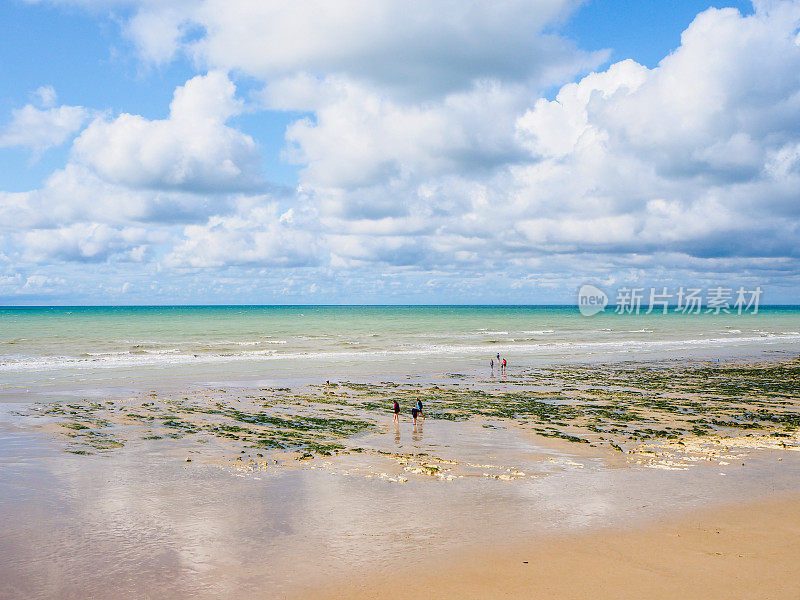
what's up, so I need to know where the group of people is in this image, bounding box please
[393,398,424,425]
[390,355,511,423]
[490,353,507,374]
[391,354,510,424]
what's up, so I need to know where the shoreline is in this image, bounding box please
[3,324,799,405]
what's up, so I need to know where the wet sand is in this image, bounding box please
[2,357,800,599]
[2,412,799,599]
[310,492,800,600]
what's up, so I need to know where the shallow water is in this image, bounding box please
[2,305,800,402]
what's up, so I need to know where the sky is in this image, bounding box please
[0,0,798,305]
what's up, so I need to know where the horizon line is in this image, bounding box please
[2,304,799,309]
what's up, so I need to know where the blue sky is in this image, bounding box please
[564,0,753,67]
[0,0,798,304]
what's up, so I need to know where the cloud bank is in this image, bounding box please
[3,0,800,302]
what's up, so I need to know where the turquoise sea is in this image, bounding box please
[2,305,800,401]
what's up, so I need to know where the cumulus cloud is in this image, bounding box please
[283,77,529,193]
[506,2,800,261]
[72,71,261,192]
[268,1,800,275]
[101,0,597,99]
[20,222,155,263]
[165,201,319,268]
[6,0,800,303]
[30,0,604,97]
[124,2,198,64]
[0,87,89,152]
[583,4,800,182]
[0,164,233,230]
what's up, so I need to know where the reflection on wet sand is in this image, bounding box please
[4,357,800,598]
[2,410,800,599]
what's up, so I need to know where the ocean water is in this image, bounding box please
[2,305,800,401]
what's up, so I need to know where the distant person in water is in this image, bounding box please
[416,398,424,420]
[497,352,500,360]
[393,400,400,423]
[490,359,494,370]
[411,406,419,426]
[502,358,507,373]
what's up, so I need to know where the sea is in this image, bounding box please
[2,305,800,402]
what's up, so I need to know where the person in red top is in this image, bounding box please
[502,358,507,373]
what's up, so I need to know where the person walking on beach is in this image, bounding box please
[393,400,400,423]
[490,358,494,371]
[411,405,419,426]
[416,398,424,421]
[502,357,507,374]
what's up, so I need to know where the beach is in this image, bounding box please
[311,492,800,600]
[2,307,800,599]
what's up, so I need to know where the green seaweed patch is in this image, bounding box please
[251,437,285,449]
[88,438,125,450]
[222,409,372,437]
[62,422,89,431]
[305,442,346,456]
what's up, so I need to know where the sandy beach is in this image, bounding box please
[2,354,800,599]
[309,492,800,600]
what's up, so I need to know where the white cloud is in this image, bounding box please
[268,2,800,273]
[124,3,195,64]
[20,222,154,263]
[5,1,800,303]
[23,274,67,290]
[505,2,800,259]
[34,85,58,108]
[590,4,800,181]
[0,87,89,152]
[71,71,261,192]
[0,164,232,229]
[284,77,528,192]
[165,201,318,268]
[515,59,649,159]
[30,0,603,99]
[145,0,599,99]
